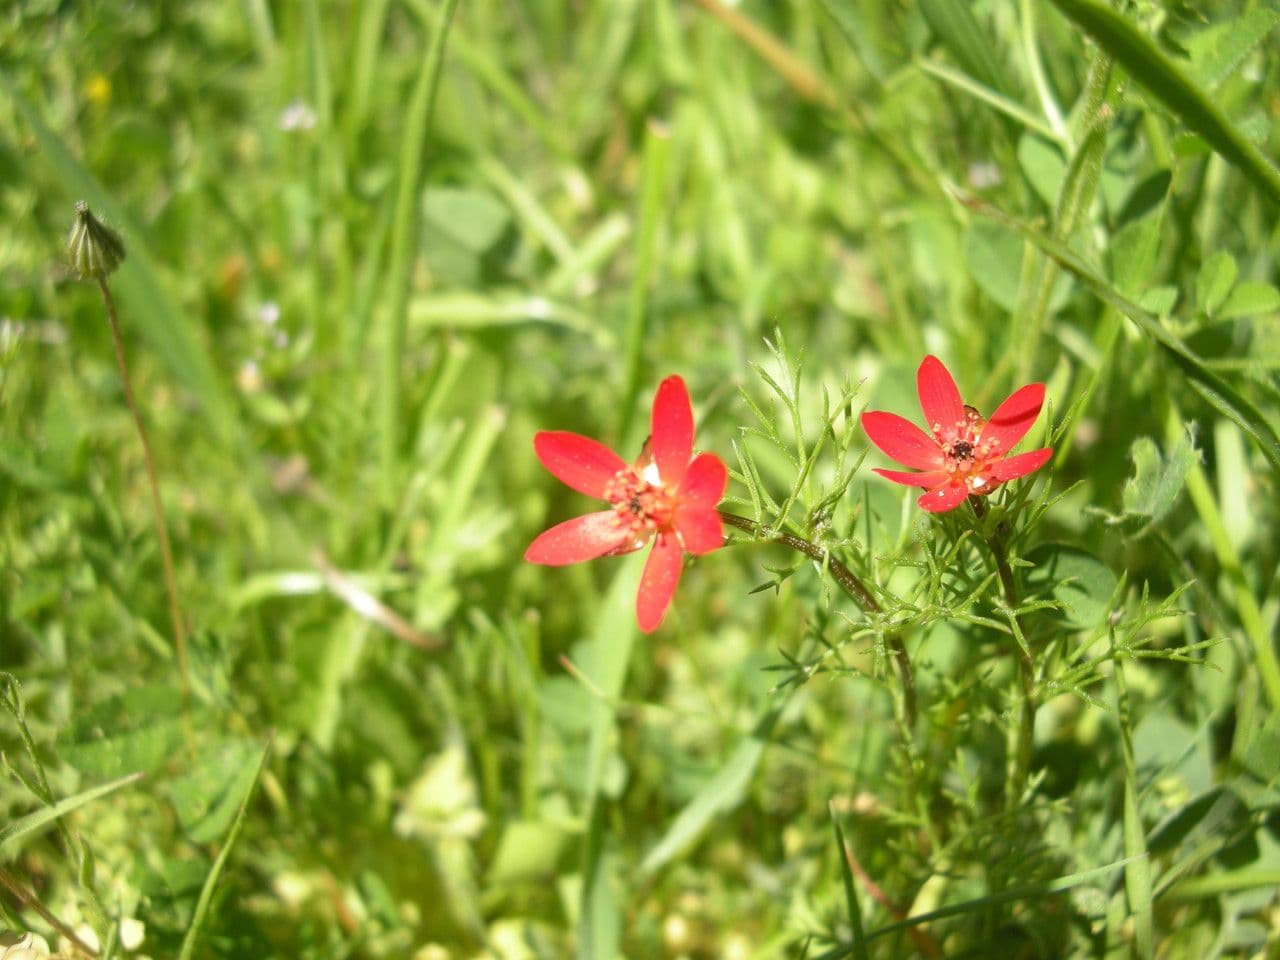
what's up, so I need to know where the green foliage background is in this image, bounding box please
[2,0,1279,957]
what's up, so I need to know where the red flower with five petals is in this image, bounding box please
[861,356,1053,513]
[525,376,727,632]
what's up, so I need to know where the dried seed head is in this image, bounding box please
[67,201,126,279]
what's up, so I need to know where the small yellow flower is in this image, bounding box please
[84,73,111,106]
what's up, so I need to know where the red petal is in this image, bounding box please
[675,505,723,555]
[525,511,631,566]
[986,448,1053,483]
[916,355,965,433]
[678,453,727,507]
[917,482,969,513]
[534,432,627,498]
[651,375,694,486]
[636,534,683,632]
[862,412,945,469]
[873,467,948,489]
[980,383,1045,456]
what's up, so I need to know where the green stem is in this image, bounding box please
[970,498,1036,806]
[717,510,915,729]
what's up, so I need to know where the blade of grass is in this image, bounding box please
[343,0,392,148]
[830,808,870,960]
[617,119,670,444]
[576,555,643,960]
[964,195,1280,475]
[812,857,1139,959]
[1168,408,1280,709]
[407,291,611,345]
[176,736,273,960]
[377,0,462,505]
[1166,868,1280,899]
[1046,0,1280,206]
[915,59,1062,144]
[1111,634,1154,959]
[0,772,144,856]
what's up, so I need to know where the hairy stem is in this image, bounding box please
[970,497,1035,805]
[718,510,915,728]
[97,279,190,698]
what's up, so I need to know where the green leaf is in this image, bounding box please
[1136,285,1178,316]
[56,686,191,779]
[1219,281,1280,320]
[167,739,262,844]
[1196,251,1238,316]
[177,737,273,960]
[487,820,570,884]
[1121,431,1198,525]
[639,704,783,876]
[422,186,511,252]
[0,772,144,857]
[1018,135,1067,208]
[1239,712,1280,784]
[1024,543,1118,630]
[1185,8,1279,91]
[964,220,1022,312]
[919,0,1013,97]
[966,196,1280,475]
[1045,0,1280,206]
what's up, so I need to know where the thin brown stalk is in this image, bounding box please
[96,278,190,698]
[0,866,100,957]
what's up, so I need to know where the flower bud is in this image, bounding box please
[67,201,126,279]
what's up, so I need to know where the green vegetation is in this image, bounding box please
[2,1,1279,956]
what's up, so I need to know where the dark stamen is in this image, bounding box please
[952,441,973,460]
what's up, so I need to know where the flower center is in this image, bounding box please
[604,467,676,538]
[932,406,998,493]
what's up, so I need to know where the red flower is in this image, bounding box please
[861,356,1052,513]
[525,376,727,632]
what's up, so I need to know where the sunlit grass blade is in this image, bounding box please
[966,195,1280,475]
[1047,0,1280,206]
[408,291,611,345]
[915,58,1056,142]
[617,119,670,445]
[176,736,273,960]
[377,0,462,505]
[0,772,144,856]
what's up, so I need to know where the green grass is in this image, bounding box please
[2,1,1280,957]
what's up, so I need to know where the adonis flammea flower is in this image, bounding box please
[525,375,727,632]
[862,355,1052,513]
